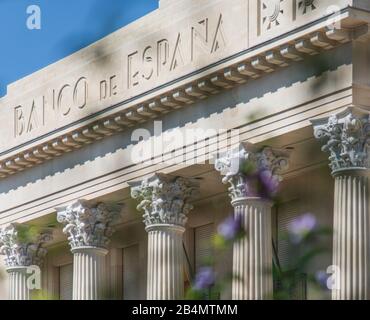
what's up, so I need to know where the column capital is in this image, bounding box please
[0,223,52,268]
[311,106,370,174]
[56,200,122,250]
[129,173,200,229]
[214,142,290,201]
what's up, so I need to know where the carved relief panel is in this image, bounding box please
[250,0,348,47]
[257,0,292,36]
[259,0,288,34]
[296,0,317,16]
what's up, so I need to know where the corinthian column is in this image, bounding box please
[0,224,52,300]
[129,173,199,300]
[215,142,289,300]
[56,200,121,300]
[312,106,370,300]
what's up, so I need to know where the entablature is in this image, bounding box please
[0,0,369,180]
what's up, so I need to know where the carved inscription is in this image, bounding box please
[100,75,118,100]
[14,97,45,138]
[56,77,88,115]
[13,13,228,139]
[14,77,88,138]
[127,14,226,89]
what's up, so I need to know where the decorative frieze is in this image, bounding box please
[56,200,122,249]
[129,173,200,228]
[311,107,370,173]
[215,142,290,200]
[0,223,52,268]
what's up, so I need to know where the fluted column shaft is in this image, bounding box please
[7,267,29,300]
[72,247,108,300]
[232,198,273,300]
[311,107,370,300]
[215,143,289,300]
[146,225,184,300]
[332,170,370,300]
[129,173,199,300]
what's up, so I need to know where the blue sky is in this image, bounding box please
[0,0,158,97]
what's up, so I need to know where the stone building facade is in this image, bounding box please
[1,0,370,300]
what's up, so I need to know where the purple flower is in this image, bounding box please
[315,270,329,289]
[217,215,242,241]
[245,169,280,200]
[288,213,317,243]
[259,170,280,197]
[194,267,215,291]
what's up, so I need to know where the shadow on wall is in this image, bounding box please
[0,43,351,195]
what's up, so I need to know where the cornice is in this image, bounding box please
[0,8,368,180]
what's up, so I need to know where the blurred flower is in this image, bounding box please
[194,267,215,291]
[258,169,280,199]
[16,224,40,244]
[315,270,329,289]
[217,215,242,241]
[288,213,317,243]
[244,168,280,200]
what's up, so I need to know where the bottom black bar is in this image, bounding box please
[0,300,368,318]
